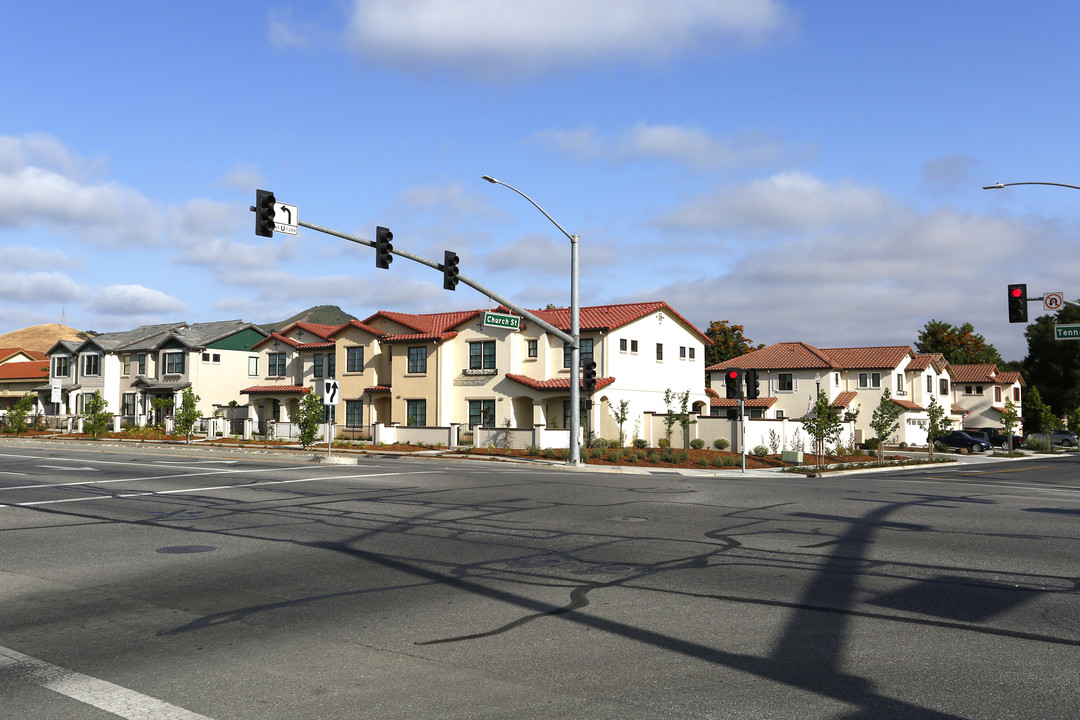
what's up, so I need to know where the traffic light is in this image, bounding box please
[375,226,393,269]
[443,250,460,290]
[255,189,276,237]
[582,360,597,394]
[745,369,760,399]
[724,368,743,399]
[1008,283,1028,323]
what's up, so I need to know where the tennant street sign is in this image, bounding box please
[483,311,520,330]
[1055,324,1080,341]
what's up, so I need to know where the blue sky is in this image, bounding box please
[3,1,1080,362]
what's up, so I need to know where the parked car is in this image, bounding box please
[986,430,1023,448]
[937,431,991,453]
[1022,430,1078,448]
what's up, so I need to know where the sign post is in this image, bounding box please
[322,379,339,455]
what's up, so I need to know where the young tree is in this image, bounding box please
[802,389,842,467]
[296,389,325,449]
[7,393,35,436]
[83,390,111,439]
[676,390,696,449]
[1022,387,1053,434]
[174,388,202,444]
[704,320,764,367]
[924,395,950,460]
[662,389,677,447]
[915,320,1004,366]
[869,389,902,465]
[612,399,630,447]
[1000,398,1020,452]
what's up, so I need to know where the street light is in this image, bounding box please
[482,175,582,466]
[983,181,1080,191]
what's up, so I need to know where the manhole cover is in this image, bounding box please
[156,545,215,554]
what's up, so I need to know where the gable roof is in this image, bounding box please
[708,342,914,372]
[529,301,711,343]
[0,348,47,364]
[363,310,482,344]
[0,360,49,381]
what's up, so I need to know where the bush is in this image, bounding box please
[1024,437,1050,452]
[647,451,660,463]
[722,454,739,466]
[527,445,542,456]
[713,438,730,450]
[710,455,726,468]
[591,437,609,449]
[660,449,676,463]
[862,437,881,451]
[544,448,559,459]
[677,450,690,463]
[696,456,710,467]
[658,438,670,449]
[633,438,648,449]
[690,438,705,450]
[605,450,622,463]
[752,445,769,457]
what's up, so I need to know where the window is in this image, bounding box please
[927,375,933,394]
[1013,387,1021,402]
[268,352,287,376]
[656,343,663,361]
[52,356,70,379]
[940,378,949,396]
[562,399,587,430]
[200,352,221,364]
[469,399,496,427]
[345,400,363,427]
[346,346,364,373]
[248,356,259,376]
[964,385,984,396]
[163,352,185,375]
[470,341,496,370]
[564,338,594,368]
[776,410,785,419]
[527,340,538,358]
[82,354,101,376]
[679,346,686,359]
[834,373,840,387]
[407,347,427,374]
[689,348,695,360]
[313,354,324,378]
[121,393,136,417]
[778,373,794,392]
[630,340,638,353]
[896,374,905,394]
[327,352,336,378]
[123,354,131,376]
[406,399,426,426]
[138,354,147,375]
[619,338,627,352]
[858,372,881,389]
[202,352,210,363]
[995,386,1002,402]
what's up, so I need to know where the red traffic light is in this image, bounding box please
[728,370,739,379]
[1010,287,1023,298]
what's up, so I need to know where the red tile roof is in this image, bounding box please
[364,310,481,343]
[241,385,310,394]
[948,364,999,383]
[331,319,387,338]
[0,348,47,363]
[709,397,777,408]
[505,374,616,392]
[0,360,49,381]
[891,398,923,411]
[528,301,710,343]
[708,343,913,372]
[832,391,858,408]
[285,321,349,340]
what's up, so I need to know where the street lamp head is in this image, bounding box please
[481,175,498,184]
[982,183,1005,190]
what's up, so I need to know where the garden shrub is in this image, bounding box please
[647,451,660,463]
[658,438,670,449]
[527,445,542,456]
[696,456,710,467]
[677,450,690,463]
[690,438,705,450]
[633,438,648,449]
[605,450,621,463]
[713,438,730,450]
[710,455,726,468]
[752,445,768,457]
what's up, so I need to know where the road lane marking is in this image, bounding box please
[0,644,216,719]
[0,471,431,509]
[37,465,100,472]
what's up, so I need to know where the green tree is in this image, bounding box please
[662,389,678,446]
[1022,386,1054,434]
[296,390,325,449]
[915,320,1004,366]
[704,320,764,367]
[924,395,950,460]
[801,389,842,467]
[174,388,202,443]
[1022,305,1080,417]
[7,393,35,436]
[83,390,111,439]
[1001,398,1020,452]
[869,389,902,465]
[676,390,696,449]
[612,399,630,447]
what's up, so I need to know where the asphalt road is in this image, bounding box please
[1,439,1078,719]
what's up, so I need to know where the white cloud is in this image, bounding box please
[86,285,186,316]
[0,245,81,271]
[0,272,83,303]
[344,0,795,78]
[659,171,894,234]
[220,164,263,192]
[268,8,310,49]
[174,236,297,269]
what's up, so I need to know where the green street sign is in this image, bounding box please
[1054,324,1080,340]
[483,311,520,330]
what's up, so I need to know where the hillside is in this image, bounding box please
[0,323,84,353]
[259,305,357,332]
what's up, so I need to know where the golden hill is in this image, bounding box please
[0,324,84,354]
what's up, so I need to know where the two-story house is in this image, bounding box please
[949,364,1024,431]
[707,343,964,446]
[0,347,48,415]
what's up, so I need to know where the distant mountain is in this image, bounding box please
[0,324,84,353]
[260,305,357,332]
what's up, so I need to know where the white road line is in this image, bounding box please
[1,471,430,509]
[0,644,216,720]
[0,466,285,492]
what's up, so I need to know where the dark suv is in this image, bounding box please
[937,431,991,453]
